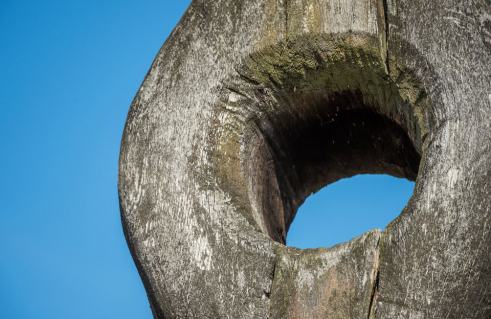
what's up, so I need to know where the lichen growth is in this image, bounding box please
[236,33,429,151]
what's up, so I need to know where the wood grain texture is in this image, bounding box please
[118,0,491,317]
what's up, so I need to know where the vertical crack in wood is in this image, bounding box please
[368,270,380,318]
[368,238,381,319]
[265,259,277,300]
[382,0,391,76]
[284,0,289,39]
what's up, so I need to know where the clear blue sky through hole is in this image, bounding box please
[287,174,415,249]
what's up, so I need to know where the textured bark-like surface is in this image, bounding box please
[374,1,491,318]
[118,0,491,318]
[270,230,380,319]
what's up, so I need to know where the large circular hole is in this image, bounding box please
[243,96,421,244]
[286,174,415,248]
[214,34,428,246]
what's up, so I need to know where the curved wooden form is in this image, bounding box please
[119,0,491,317]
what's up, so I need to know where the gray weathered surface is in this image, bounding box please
[270,230,380,318]
[118,0,491,317]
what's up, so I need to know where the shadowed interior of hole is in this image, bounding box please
[286,174,415,249]
[248,91,421,243]
[230,35,429,246]
[247,91,422,244]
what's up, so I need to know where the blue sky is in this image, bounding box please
[0,1,413,318]
[287,175,414,249]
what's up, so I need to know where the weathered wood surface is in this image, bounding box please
[119,0,491,317]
